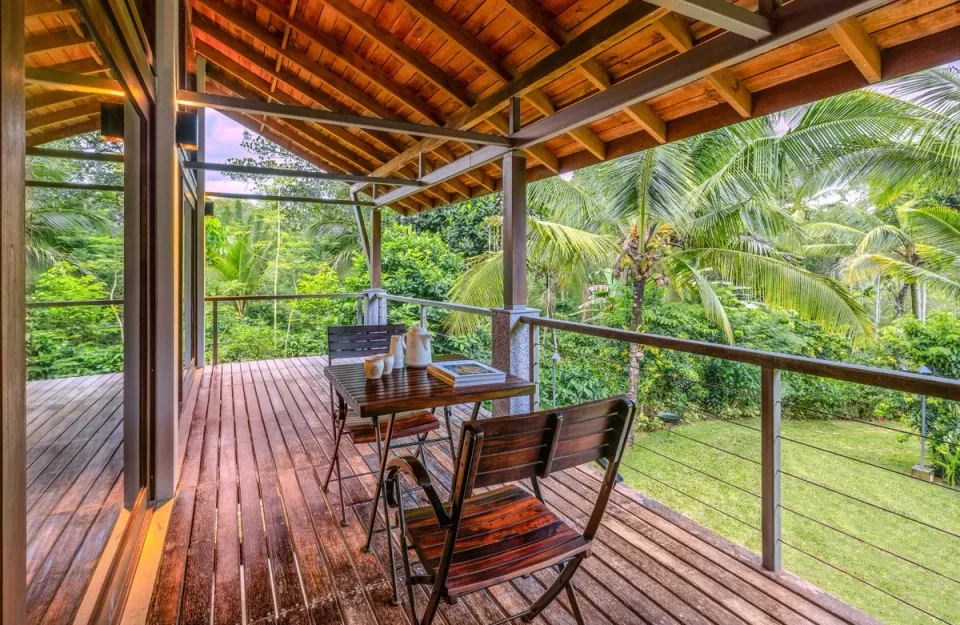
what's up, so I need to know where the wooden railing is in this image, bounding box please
[520,314,960,582]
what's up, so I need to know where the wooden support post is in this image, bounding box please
[123,99,143,509]
[211,300,219,366]
[761,366,782,571]
[154,0,181,500]
[195,56,207,366]
[503,97,526,311]
[0,0,27,619]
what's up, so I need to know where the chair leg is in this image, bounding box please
[521,557,584,623]
[364,414,396,552]
[395,479,419,622]
[564,581,586,625]
[443,406,456,466]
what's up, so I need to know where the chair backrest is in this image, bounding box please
[454,396,635,540]
[327,324,405,363]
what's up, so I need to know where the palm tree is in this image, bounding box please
[208,236,270,319]
[25,202,115,272]
[537,113,873,400]
[447,192,618,335]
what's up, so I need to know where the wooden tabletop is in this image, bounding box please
[324,355,536,419]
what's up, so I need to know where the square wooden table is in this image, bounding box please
[323,354,536,578]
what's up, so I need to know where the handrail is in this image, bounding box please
[28,299,124,308]
[523,316,960,402]
[380,294,493,317]
[205,292,364,303]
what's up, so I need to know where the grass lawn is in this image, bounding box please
[621,419,960,625]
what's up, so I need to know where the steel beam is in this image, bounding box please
[182,161,421,187]
[26,147,125,162]
[204,190,375,206]
[176,90,514,147]
[644,0,772,39]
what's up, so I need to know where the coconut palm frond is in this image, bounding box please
[899,205,960,256]
[871,254,960,300]
[684,248,873,337]
[527,217,618,271]
[803,243,858,257]
[857,224,910,255]
[805,222,868,245]
[447,252,504,334]
[661,255,734,344]
[527,176,609,230]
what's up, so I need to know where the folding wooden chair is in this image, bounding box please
[385,396,635,625]
[322,324,455,527]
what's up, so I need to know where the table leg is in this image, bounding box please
[364,412,397,553]
[470,401,482,422]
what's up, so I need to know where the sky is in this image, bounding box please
[204,110,259,194]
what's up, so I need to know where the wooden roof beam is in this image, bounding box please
[183,161,422,187]
[26,91,91,112]
[829,16,882,83]
[193,0,399,121]
[27,117,101,148]
[27,101,102,132]
[178,90,514,147]
[40,58,112,76]
[398,0,604,159]
[243,0,443,125]
[24,68,124,96]
[656,13,752,118]
[26,0,78,20]
[25,29,94,56]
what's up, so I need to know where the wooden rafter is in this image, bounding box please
[656,12,753,118]
[26,117,101,148]
[356,1,668,191]
[829,16,882,83]
[25,28,93,56]
[26,101,101,132]
[24,68,124,96]
[397,0,606,159]
[26,91,90,112]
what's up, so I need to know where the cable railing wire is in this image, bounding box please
[781,505,960,585]
[781,469,960,541]
[780,433,958,493]
[781,541,955,625]
[633,444,761,499]
[619,461,762,531]
[783,401,959,447]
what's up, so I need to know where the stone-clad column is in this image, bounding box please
[492,308,539,416]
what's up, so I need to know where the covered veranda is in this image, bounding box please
[4,1,960,625]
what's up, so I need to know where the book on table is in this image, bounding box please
[427,360,506,387]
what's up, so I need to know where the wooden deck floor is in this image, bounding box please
[26,372,125,625]
[148,358,879,625]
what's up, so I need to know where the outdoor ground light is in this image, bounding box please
[176,111,199,150]
[100,102,124,142]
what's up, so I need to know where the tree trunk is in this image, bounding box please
[894,284,908,318]
[910,283,920,318]
[627,276,647,403]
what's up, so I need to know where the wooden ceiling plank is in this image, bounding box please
[315,0,474,106]
[26,0,77,20]
[244,0,445,124]
[194,0,400,121]
[27,117,102,148]
[656,13,753,118]
[829,16,882,83]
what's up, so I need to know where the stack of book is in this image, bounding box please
[427,360,506,387]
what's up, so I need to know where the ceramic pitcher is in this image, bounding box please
[389,334,406,369]
[405,325,433,368]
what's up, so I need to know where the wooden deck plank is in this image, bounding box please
[144,358,882,625]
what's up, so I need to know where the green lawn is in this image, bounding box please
[622,419,960,625]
